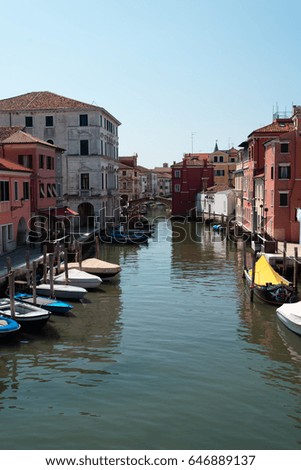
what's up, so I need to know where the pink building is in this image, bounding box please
[0,129,61,215]
[0,158,31,254]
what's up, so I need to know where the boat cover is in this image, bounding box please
[248,255,289,286]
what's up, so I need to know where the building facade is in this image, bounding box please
[171,154,214,217]
[0,158,31,254]
[0,92,121,229]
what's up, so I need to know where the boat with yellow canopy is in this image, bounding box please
[244,255,298,305]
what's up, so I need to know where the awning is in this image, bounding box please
[39,206,79,217]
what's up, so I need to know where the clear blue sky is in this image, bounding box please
[1,0,301,168]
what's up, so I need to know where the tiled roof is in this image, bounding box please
[0,91,121,124]
[0,157,32,172]
[0,126,24,141]
[1,129,59,148]
[249,120,294,136]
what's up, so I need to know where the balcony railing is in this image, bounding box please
[79,189,91,197]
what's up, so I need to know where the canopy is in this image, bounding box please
[40,206,79,217]
[248,255,289,286]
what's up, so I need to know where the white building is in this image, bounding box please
[196,189,236,218]
[0,91,121,229]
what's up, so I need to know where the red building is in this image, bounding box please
[171,154,214,217]
[239,116,293,232]
[0,158,31,254]
[264,106,301,242]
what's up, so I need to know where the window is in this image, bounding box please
[100,115,103,127]
[213,156,218,163]
[39,155,44,169]
[18,155,33,168]
[0,181,9,201]
[39,184,45,198]
[271,166,274,180]
[278,165,291,179]
[7,224,13,241]
[80,140,89,155]
[14,181,18,200]
[122,170,127,176]
[79,114,88,126]
[47,184,53,197]
[174,184,181,192]
[279,192,288,207]
[280,143,289,153]
[25,116,33,127]
[47,139,54,145]
[45,116,53,127]
[23,182,29,200]
[46,156,53,170]
[175,170,181,178]
[214,170,225,176]
[123,182,127,190]
[81,173,89,190]
[219,156,224,162]
[52,184,58,197]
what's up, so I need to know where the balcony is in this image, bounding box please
[79,189,92,198]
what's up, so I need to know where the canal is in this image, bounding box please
[0,212,301,450]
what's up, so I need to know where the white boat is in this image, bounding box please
[36,283,87,300]
[276,301,301,335]
[0,298,51,331]
[59,258,121,280]
[52,268,102,289]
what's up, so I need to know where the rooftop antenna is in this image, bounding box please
[191,132,196,154]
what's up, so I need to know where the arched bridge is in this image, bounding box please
[128,196,172,209]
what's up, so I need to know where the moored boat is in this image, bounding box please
[60,258,121,280]
[100,230,148,244]
[276,301,301,335]
[36,283,87,300]
[14,292,73,315]
[0,315,21,338]
[244,255,298,305]
[0,298,51,332]
[51,268,102,289]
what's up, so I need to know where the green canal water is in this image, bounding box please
[1,213,301,450]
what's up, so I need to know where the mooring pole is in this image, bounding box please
[250,251,256,302]
[283,241,287,277]
[294,247,298,293]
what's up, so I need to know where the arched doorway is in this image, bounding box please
[77,202,95,229]
[16,217,27,246]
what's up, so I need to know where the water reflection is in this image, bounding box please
[0,271,123,414]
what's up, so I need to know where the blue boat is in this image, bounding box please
[101,230,148,244]
[0,315,21,338]
[14,293,73,315]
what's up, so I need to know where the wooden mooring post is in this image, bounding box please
[63,247,69,284]
[32,261,37,305]
[283,241,287,277]
[250,251,256,302]
[43,245,48,283]
[9,271,15,319]
[293,247,299,293]
[49,253,55,299]
[95,235,100,259]
[26,251,31,286]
